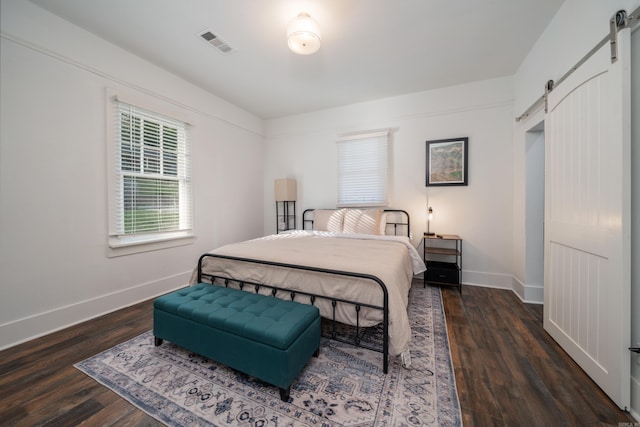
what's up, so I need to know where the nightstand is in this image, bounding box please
[423,234,462,292]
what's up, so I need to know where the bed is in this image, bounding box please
[191,208,426,372]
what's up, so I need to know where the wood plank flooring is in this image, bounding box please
[0,283,634,426]
[441,285,634,426]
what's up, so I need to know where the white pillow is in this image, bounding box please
[379,211,388,235]
[342,208,383,235]
[312,209,345,232]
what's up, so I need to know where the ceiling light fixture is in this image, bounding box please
[287,12,321,55]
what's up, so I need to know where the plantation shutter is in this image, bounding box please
[337,130,389,207]
[111,100,192,238]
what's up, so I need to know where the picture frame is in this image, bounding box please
[425,137,468,186]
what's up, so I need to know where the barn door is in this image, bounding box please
[543,25,631,410]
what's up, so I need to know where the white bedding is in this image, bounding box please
[192,230,426,356]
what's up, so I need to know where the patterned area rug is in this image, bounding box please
[75,285,461,426]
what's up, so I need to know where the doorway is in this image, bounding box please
[524,122,544,303]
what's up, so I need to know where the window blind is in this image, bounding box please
[337,130,389,207]
[111,100,192,237]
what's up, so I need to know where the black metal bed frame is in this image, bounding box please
[197,253,390,373]
[197,209,411,374]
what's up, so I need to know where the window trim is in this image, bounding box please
[106,89,194,256]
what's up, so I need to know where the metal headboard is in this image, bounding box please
[302,209,410,237]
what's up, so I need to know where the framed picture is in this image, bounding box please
[425,137,468,186]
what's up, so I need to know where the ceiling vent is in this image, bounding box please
[198,30,236,55]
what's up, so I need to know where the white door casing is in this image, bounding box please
[543,27,631,410]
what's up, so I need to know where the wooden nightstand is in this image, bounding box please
[423,234,462,292]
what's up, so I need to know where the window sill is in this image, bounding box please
[108,232,195,257]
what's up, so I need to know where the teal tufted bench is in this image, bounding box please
[153,283,321,401]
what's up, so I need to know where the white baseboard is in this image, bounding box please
[461,270,513,290]
[0,271,191,351]
[511,276,544,304]
[460,272,543,305]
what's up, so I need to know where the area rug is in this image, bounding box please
[75,284,461,426]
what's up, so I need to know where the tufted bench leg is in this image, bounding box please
[280,387,290,401]
[153,283,321,402]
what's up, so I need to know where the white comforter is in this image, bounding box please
[193,231,426,356]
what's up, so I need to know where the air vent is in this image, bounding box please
[198,30,236,55]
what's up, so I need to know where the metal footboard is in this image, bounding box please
[197,252,390,374]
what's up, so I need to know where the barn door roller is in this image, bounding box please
[610,10,627,62]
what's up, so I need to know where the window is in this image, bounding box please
[337,130,389,207]
[108,93,192,251]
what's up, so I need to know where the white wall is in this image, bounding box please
[0,1,265,350]
[631,22,640,423]
[512,0,640,418]
[264,77,515,289]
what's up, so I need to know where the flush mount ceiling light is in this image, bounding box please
[287,12,321,55]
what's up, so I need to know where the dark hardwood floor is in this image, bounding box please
[441,285,634,426]
[0,283,634,426]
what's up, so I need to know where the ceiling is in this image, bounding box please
[30,0,564,119]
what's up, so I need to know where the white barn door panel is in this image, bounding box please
[544,28,631,410]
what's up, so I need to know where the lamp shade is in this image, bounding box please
[287,12,321,55]
[275,178,297,201]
